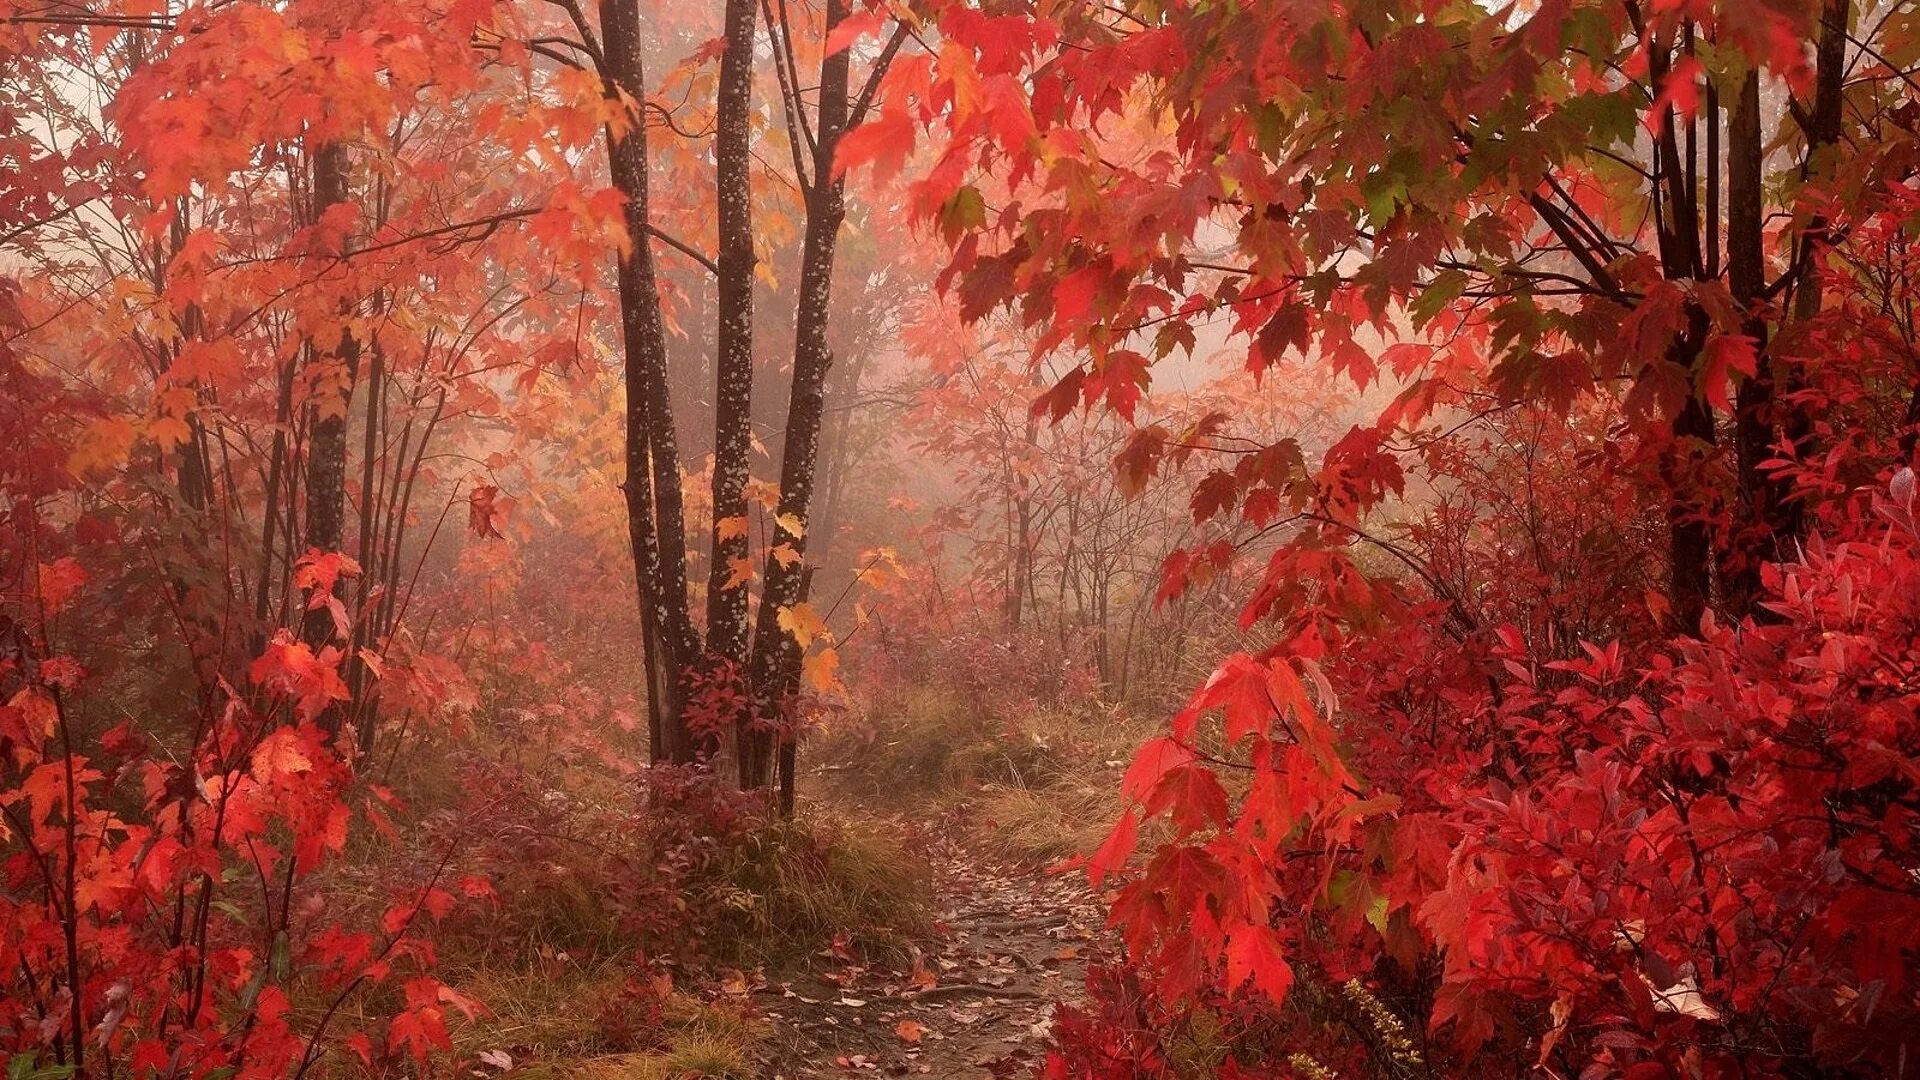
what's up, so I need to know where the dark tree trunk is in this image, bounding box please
[1645,22,1713,633]
[167,200,214,517]
[1666,390,1715,634]
[710,0,760,786]
[1902,383,1920,465]
[746,0,855,794]
[301,141,360,661]
[600,0,706,763]
[1726,70,1773,618]
[1778,0,1850,541]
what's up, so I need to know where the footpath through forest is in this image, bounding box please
[756,829,1108,1078]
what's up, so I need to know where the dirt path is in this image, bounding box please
[755,832,1107,1078]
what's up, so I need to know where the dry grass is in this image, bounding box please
[975,777,1124,864]
[707,811,935,967]
[812,688,1072,796]
[437,963,767,1079]
[814,687,1164,868]
[565,1034,756,1078]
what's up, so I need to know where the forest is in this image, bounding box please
[1,0,1918,1076]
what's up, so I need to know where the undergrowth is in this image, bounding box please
[815,679,1157,865]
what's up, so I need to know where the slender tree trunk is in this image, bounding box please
[1778,0,1850,541]
[255,353,297,641]
[351,335,385,749]
[168,200,213,517]
[808,349,864,582]
[710,0,761,787]
[1013,398,1039,630]
[600,0,706,763]
[1646,24,1713,632]
[1726,69,1772,617]
[774,566,813,817]
[302,141,360,662]
[747,0,855,794]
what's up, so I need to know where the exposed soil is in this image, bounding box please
[755,828,1109,1078]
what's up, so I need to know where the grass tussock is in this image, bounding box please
[708,812,934,967]
[442,962,767,1079]
[976,777,1123,864]
[819,686,1157,866]
[814,687,1062,796]
[559,1034,755,1080]
[819,688,1152,798]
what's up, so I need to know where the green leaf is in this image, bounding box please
[1367,895,1391,935]
[1410,269,1468,328]
[938,185,986,242]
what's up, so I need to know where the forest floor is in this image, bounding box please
[754,823,1109,1079]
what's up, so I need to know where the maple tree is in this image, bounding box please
[496,0,919,796]
[859,0,1920,1075]
[0,0,930,1070]
[2,0,526,1070]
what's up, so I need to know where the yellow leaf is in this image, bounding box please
[803,648,843,693]
[744,479,780,508]
[775,512,805,539]
[68,417,137,477]
[855,546,906,588]
[777,602,829,649]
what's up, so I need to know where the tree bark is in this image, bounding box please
[710,0,760,786]
[1726,70,1772,617]
[600,0,706,763]
[1778,0,1850,541]
[1644,23,1714,633]
[746,0,855,793]
[301,141,360,661]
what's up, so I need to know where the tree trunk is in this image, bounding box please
[746,0,855,793]
[710,0,760,787]
[1777,0,1850,541]
[1646,25,1713,633]
[1726,69,1772,617]
[600,0,706,763]
[301,141,360,662]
